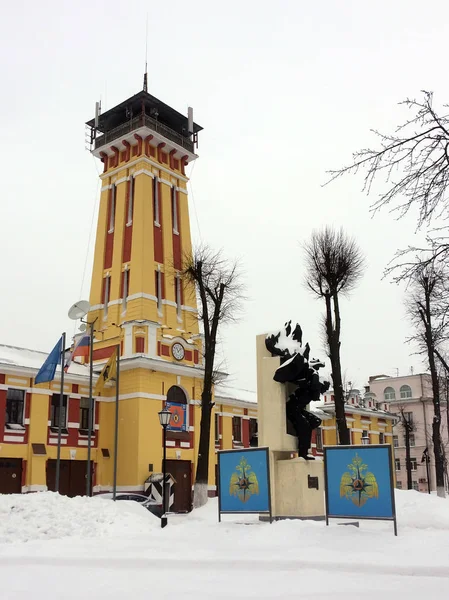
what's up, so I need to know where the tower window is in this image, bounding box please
[103,275,111,318]
[175,275,182,319]
[153,177,160,225]
[155,270,162,314]
[109,185,116,232]
[171,187,179,234]
[122,269,130,311]
[127,177,134,225]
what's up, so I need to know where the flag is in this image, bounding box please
[94,348,117,396]
[35,337,63,384]
[65,334,90,372]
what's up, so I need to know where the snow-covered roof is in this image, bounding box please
[0,344,89,378]
[214,384,257,405]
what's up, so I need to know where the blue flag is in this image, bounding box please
[35,337,63,384]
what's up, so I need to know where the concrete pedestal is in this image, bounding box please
[257,333,325,520]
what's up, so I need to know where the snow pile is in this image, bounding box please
[0,492,157,543]
[395,489,449,530]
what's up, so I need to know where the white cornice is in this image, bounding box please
[119,355,204,378]
[99,156,189,183]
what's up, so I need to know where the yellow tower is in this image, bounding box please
[85,86,204,510]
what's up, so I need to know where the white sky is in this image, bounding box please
[1,0,447,392]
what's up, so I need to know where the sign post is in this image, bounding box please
[324,444,397,536]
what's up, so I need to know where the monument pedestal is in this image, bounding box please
[257,334,325,521]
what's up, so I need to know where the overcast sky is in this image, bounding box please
[1,0,447,392]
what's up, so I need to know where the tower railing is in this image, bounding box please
[94,114,194,153]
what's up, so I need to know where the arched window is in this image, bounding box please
[166,385,187,404]
[400,385,412,399]
[384,387,396,401]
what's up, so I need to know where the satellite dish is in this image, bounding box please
[68,300,91,321]
[79,323,87,332]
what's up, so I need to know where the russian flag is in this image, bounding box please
[65,334,90,371]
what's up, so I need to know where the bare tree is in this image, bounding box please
[328,90,449,270]
[397,406,417,490]
[406,264,448,497]
[181,245,243,508]
[303,227,365,445]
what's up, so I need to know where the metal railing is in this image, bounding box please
[94,114,194,153]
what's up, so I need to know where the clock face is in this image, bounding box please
[172,343,185,361]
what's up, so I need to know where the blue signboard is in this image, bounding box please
[217,447,271,519]
[324,445,397,535]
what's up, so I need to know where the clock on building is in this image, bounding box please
[172,343,185,361]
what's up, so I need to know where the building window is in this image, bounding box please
[412,481,419,491]
[232,416,242,443]
[127,176,134,224]
[409,433,415,447]
[215,413,220,444]
[171,187,179,233]
[175,275,182,319]
[155,270,162,313]
[315,427,323,452]
[79,397,94,432]
[6,389,25,426]
[103,275,111,319]
[384,387,396,401]
[167,385,187,404]
[122,269,130,311]
[51,394,68,429]
[400,385,412,399]
[153,177,160,225]
[396,481,402,489]
[361,430,369,443]
[379,432,385,444]
[395,459,401,471]
[410,457,417,471]
[393,435,399,448]
[109,185,116,232]
[249,418,258,447]
[135,337,145,353]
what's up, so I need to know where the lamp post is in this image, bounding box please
[158,407,172,529]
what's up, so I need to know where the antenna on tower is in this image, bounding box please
[94,101,101,129]
[143,14,148,92]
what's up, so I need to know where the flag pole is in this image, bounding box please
[112,344,120,501]
[55,332,66,493]
[86,320,95,497]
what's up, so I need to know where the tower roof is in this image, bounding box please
[86,90,203,137]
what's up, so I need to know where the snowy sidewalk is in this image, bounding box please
[0,491,448,599]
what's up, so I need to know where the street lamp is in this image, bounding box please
[158,407,172,529]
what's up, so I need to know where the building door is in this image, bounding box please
[0,458,22,494]
[166,460,192,513]
[46,460,92,497]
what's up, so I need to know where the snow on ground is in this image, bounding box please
[0,490,448,599]
[0,492,157,543]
